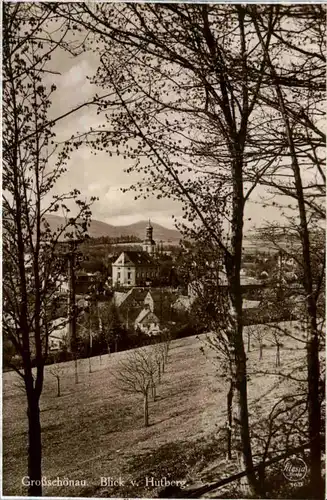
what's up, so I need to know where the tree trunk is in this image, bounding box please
[27,391,42,496]
[74,356,78,384]
[152,382,156,401]
[226,300,257,493]
[164,344,169,363]
[276,345,280,367]
[251,21,323,493]
[143,391,149,427]
[158,363,161,383]
[259,343,263,361]
[234,345,257,493]
[88,356,92,373]
[57,377,61,397]
[307,323,322,497]
[226,381,233,460]
[222,146,257,494]
[247,332,251,352]
[226,217,258,494]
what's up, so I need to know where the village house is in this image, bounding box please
[48,317,69,352]
[113,287,177,335]
[134,308,161,336]
[114,288,150,329]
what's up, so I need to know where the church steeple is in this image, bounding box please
[143,220,156,255]
[146,219,153,241]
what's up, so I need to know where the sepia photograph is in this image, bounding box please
[2,2,325,499]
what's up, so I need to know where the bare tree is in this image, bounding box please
[98,303,123,354]
[253,325,267,362]
[160,329,171,367]
[49,360,64,397]
[49,3,325,493]
[113,347,158,427]
[3,4,95,495]
[246,7,325,493]
[154,341,167,383]
[271,329,282,368]
[57,5,287,491]
[253,222,325,493]
[183,235,238,462]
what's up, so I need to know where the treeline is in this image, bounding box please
[88,235,142,244]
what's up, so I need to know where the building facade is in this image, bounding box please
[112,251,158,287]
[112,222,159,288]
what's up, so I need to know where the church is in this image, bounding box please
[112,221,158,287]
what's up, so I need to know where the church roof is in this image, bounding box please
[126,250,155,265]
[113,250,156,267]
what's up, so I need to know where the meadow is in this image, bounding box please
[3,323,310,497]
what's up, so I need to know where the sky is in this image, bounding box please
[45,50,187,229]
[43,25,298,232]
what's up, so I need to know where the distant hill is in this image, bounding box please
[44,215,181,244]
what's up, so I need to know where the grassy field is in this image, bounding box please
[3,323,311,497]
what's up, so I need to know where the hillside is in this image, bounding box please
[44,214,181,243]
[3,329,307,498]
[42,215,290,253]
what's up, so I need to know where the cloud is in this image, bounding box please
[93,186,183,228]
[42,50,292,232]
[60,59,91,89]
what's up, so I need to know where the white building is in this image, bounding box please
[112,251,158,288]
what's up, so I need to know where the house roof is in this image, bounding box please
[243,300,261,309]
[173,295,194,311]
[49,317,69,339]
[113,250,156,267]
[145,289,178,319]
[135,308,160,325]
[50,317,68,328]
[117,287,178,324]
[113,291,129,307]
[120,287,149,308]
[116,288,149,324]
[146,288,179,302]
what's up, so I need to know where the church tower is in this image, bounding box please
[143,219,156,255]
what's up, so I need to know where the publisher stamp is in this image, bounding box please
[283,457,307,482]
